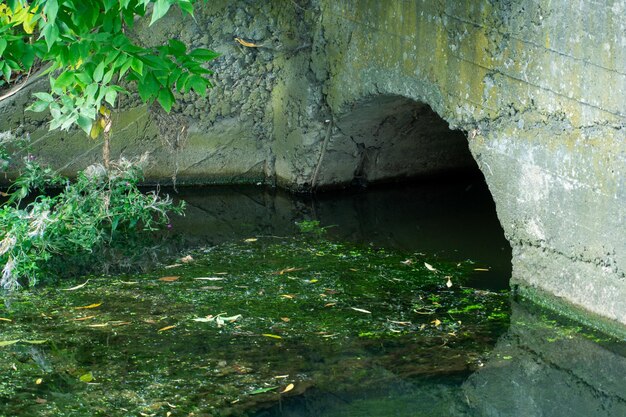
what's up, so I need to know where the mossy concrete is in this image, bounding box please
[0,1,624,331]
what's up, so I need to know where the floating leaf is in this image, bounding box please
[194,277,225,281]
[324,303,336,307]
[308,279,319,283]
[275,267,303,275]
[474,268,490,272]
[431,319,442,327]
[158,325,177,332]
[62,279,89,291]
[401,259,413,265]
[244,238,258,242]
[164,264,182,269]
[192,316,214,323]
[388,320,411,326]
[23,340,48,345]
[0,318,12,322]
[281,383,294,394]
[79,372,94,382]
[0,340,19,347]
[86,323,109,328]
[280,294,295,299]
[424,262,437,272]
[159,276,179,282]
[262,334,282,339]
[180,255,194,263]
[73,315,96,321]
[215,314,242,327]
[35,378,43,385]
[74,302,102,310]
[446,277,453,288]
[249,386,278,395]
[350,307,372,314]
[280,317,290,322]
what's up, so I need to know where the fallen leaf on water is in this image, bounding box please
[164,264,182,269]
[215,272,228,275]
[194,277,225,281]
[23,340,48,344]
[274,374,289,379]
[192,316,214,322]
[424,262,437,272]
[262,334,282,339]
[249,386,278,395]
[349,268,359,271]
[275,267,303,275]
[158,325,177,332]
[474,268,490,271]
[401,259,413,265]
[324,303,336,307]
[321,334,338,338]
[280,294,295,299]
[281,383,294,394]
[446,277,453,288]
[431,319,442,327]
[79,372,94,383]
[180,255,194,263]
[244,238,258,243]
[158,276,179,282]
[308,279,318,283]
[350,307,372,314]
[215,314,242,327]
[72,315,96,321]
[0,318,12,322]
[35,378,43,385]
[111,321,131,327]
[201,286,223,290]
[0,340,19,347]
[388,320,412,326]
[62,279,89,291]
[86,323,109,328]
[280,317,290,322]
[120,281,138,285]
[74,302,102,310]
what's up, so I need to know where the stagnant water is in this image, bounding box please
[1,179,624,416]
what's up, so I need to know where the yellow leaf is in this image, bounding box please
[86,323,109,328]
[308,279,318,283]
[262,334,282,339]
[280,383,294,394]
[90,121,103,139]
[244,238,258,242]
[79,372,94,383]
[474,268,490,272]
[35,378,43,385]
[158,325,177,332]
[280,294,295,299]
[98,106,111,117]
[234,37,260,48]
[158,276,179,282]
[275,267,303,275]
[431,319,442,327]
[0,318,12,322]
[74,302,102,310]
[324,303,336,307]
[424,262,437,272]
[280,317,290,322]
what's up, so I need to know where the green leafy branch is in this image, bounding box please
[0,0,218,137]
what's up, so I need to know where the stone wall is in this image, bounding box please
[0,0,624,332]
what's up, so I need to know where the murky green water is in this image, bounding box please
[1,181,624,416]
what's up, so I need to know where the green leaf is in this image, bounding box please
[41,23,60,51]
[103,0,117,12]
[33,92,55,102]
[150,0,171,26]
[79,371,94,382]
[44,0,59,25]
[186,75,207,96]
[102,67,115,84]
[1,63,11,83]
[157,88,174,112]
[130,57,143,76]
[104,88,118,106]
[22,340,48,345]
[178,1,194,16]
[27,100,51,113]
[0,39,7,57]
[168,39,186,55]
[249,386,278,395]
[0,340,20,347]
[188,48,220,61]
[93,62,105,83]
[76,115,93,134]
[54,72,75,90]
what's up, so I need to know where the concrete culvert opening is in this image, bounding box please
[313,95,481,189]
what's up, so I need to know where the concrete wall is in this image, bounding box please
[0,0,624,332]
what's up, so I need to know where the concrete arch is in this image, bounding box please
[311,95,478,189]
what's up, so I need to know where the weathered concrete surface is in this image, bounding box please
[463,301,626,415]
[0,1,624,331]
